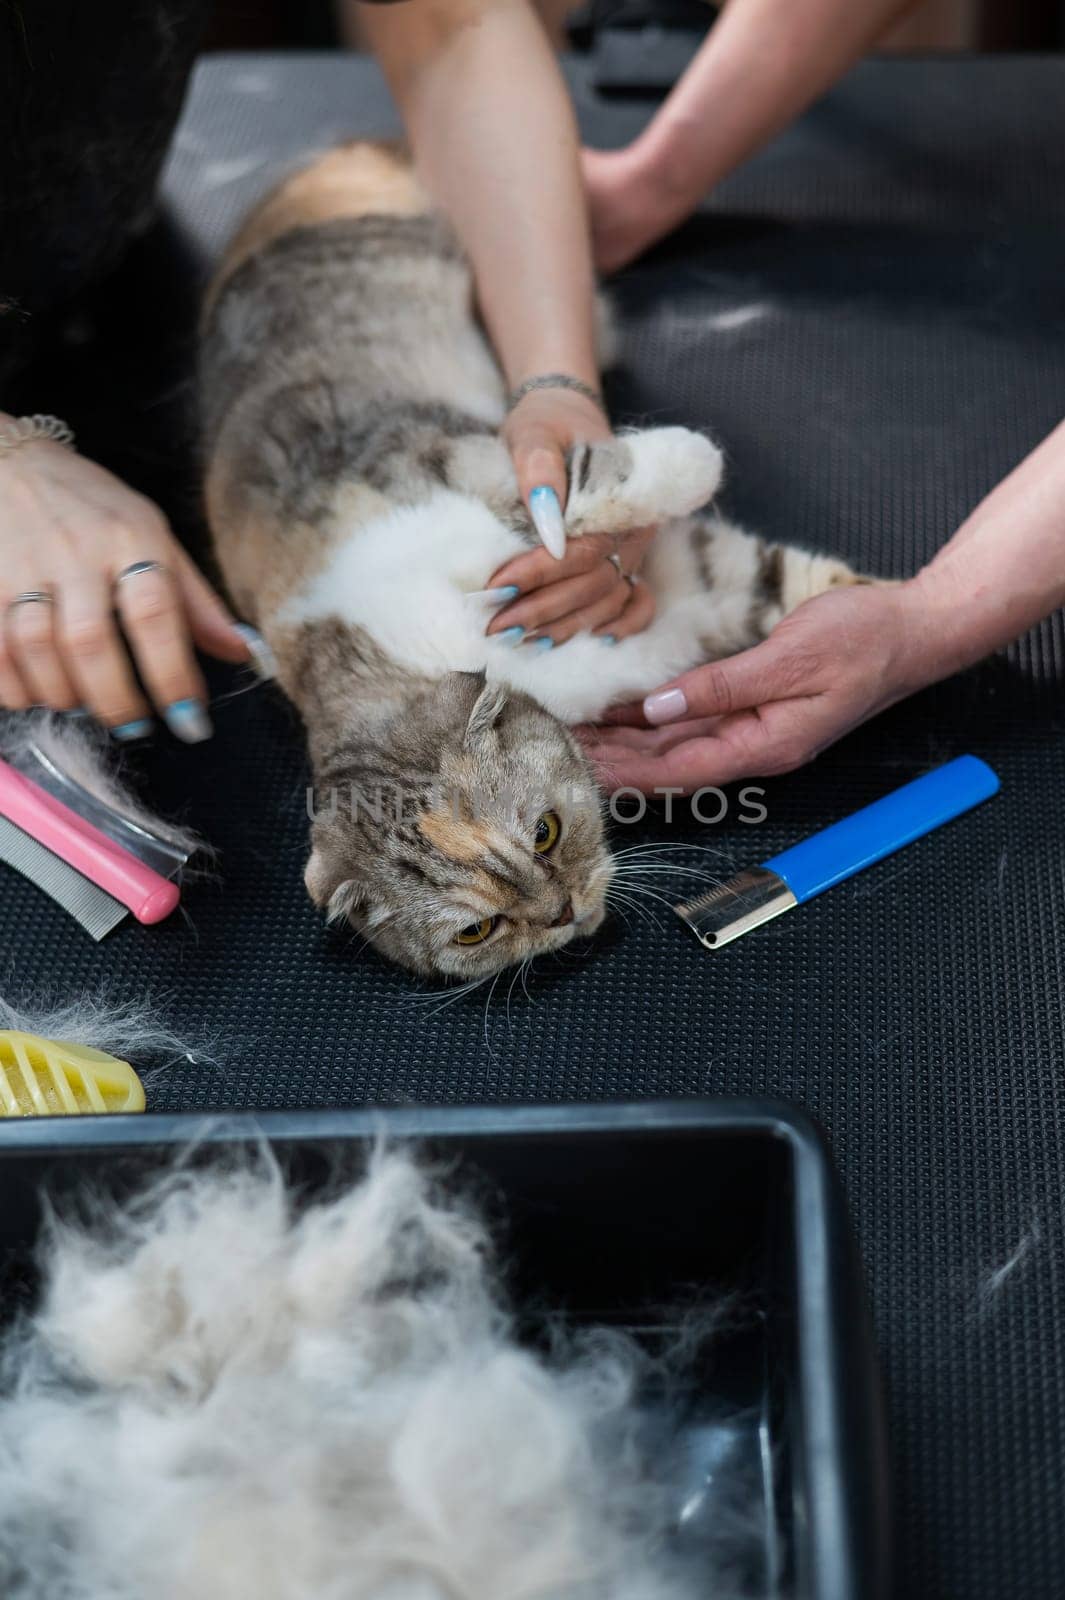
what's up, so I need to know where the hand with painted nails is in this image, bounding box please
[0,431,251,741]
[581,583,921,792]
[492,385,657,647]
[502,384,611,560]
[484,525,658,650]
[582,414,1065,793]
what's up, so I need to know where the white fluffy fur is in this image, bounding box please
[0,992,207,1067]
[284,427,778,724]
[0,1151,705,1600]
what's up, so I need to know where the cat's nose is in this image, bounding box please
[552,899,574,928]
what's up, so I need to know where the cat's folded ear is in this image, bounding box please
[439,670,508,750]
[465,681,508,748]
[305,848,363,925]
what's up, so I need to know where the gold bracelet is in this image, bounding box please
[0,414,76,457]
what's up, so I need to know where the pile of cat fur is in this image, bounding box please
[0,1146,717,1600]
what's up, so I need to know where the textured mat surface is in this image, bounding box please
[3,51,1065,1600]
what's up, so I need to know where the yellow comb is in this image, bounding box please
[0,1030,145,1117]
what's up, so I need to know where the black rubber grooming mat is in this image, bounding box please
[3,51,1065,1600]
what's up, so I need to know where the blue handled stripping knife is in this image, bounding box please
[674,755,1000,950]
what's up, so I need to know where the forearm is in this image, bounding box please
[359,0,599,392]
[632,0,920,208]
[902,418,1065,684]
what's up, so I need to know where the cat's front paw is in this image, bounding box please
[622,427,724,519]
[566,426,724,538]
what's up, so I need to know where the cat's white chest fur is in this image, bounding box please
[285,486,736,723]
[283,429,767,724]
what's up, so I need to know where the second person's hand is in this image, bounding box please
[0,434,250,740]
[580,582,922,791]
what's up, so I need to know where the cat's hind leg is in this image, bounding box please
[645,511,880,661]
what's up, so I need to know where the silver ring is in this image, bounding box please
[606,553,638,587]
[114,559,168,587]
[8,591,55,610]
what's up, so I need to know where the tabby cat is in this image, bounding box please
[201,143,865,978]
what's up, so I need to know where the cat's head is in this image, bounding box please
[304,672,612,977]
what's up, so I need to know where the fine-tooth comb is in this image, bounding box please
[0,744,188,940]
[674,755,1000,949]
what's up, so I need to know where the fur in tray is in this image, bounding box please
[0,1147,727,1600]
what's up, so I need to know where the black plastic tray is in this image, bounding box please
[0,1098,887,1598]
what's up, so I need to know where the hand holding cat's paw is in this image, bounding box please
[485,526,657,647]
[502,386,611,558]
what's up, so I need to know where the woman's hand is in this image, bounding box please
[502,385,610,539]
[580,582,922,791]
[484,525,656,649]
[494,385,656,646]
[0,438,249,740]
[581,0,930,275]
[582,146,687,276]
[585,415,1065,793]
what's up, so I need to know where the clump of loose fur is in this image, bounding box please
[0,990,208,1069]
[0,710,204,864]
[0,1150,709,1600]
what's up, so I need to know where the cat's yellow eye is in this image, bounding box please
[534,811,562,855]
[454,916,498,946]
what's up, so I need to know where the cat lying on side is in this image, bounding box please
[201,143,868,978]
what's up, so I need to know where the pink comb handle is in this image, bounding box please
[0,756,180,925]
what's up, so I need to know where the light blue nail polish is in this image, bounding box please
[529,486,566,559]
[468,585,520,604]
[530,635,554,652]
[111,718,154,743]
[164,698,213,744]
[600,635,617,646]
[232,622,277,679]
[499,626,525,647]
[61,707,90,719]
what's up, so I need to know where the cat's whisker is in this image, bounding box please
[616,882,679,909]
[610,903,661,931]
[604,897,637,931]
[483,971,504,1058]
[209,674,268,709]
[611,852,730,873]
[610,873,726,903]
[611,842,736,860]
[505,959,525,1030]
[605,887,661,928]
[607,880,681,914]
[609,902,664,932]
[611,863,727,882]
[419,973,493,1017]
